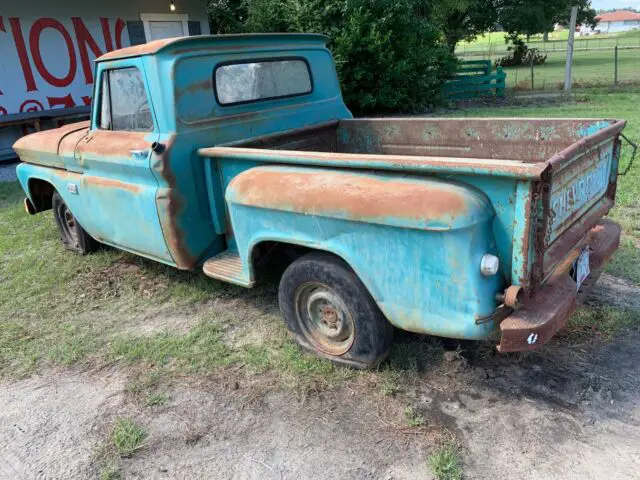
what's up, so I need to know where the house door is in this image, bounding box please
[148,21,185,40]
[141,14,189,41]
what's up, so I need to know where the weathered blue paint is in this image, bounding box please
[12,34,628,347]
[226,204,501,339]
[579,120,612,138]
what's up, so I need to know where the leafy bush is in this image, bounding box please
[208,0,457,113]
[495,34,547,67]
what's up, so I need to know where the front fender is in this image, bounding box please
[226,166,504,340]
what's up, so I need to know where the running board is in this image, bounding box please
[202,251,254,287]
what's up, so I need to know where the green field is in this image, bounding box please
[456,29,640,90]
[457,29,640,55]
[501,47,639,89]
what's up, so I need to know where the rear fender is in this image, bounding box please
[226,166,504,340]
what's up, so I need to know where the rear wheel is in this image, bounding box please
[278,252,394,369]
[52,191,98,254]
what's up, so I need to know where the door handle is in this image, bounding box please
[130,149,149,158]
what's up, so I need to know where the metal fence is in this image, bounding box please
[457,36,640,91]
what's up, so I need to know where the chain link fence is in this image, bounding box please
[457,32,640,91]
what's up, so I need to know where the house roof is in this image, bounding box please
[96,33,329,62]
[596,10,640,22]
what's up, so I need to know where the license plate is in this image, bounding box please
[575,248,590,290]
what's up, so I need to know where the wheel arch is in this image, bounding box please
[26,177,56,213]
[247,236,384,302]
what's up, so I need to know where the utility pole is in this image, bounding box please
[564,5,578,93]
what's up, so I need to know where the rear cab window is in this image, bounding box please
[98,67,154,132]
[214,58,313,106]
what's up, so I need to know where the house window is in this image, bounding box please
[214,59,313,106]
[99,68,153,132]
[140,13,189,41]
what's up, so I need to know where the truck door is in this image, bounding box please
[73,60,172,263]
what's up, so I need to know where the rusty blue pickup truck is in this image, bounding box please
[13,34,634,368]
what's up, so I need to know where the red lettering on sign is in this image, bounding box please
[115,18,126,49]
[47,94,76,109]
[29,18,77,88]
[81,96,92,106]
[72,18,106,85]
[100,18,114,51]
[9,18,38,92]
[20,99,44,113]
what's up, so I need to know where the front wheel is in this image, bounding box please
[278,252,394,369]
[52,191,98,254]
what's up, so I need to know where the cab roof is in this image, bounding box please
[96,33,329,62]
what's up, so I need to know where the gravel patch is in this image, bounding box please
[0,162,18,183]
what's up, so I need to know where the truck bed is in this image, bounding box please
[218,117,620,160]
[199,116,625,295]
[203,117,624,180]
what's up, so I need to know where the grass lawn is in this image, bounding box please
[457,29,640,54]
[460,44,640,90]
[508,48,639,89]
[0,90,638,386]
[457,30,640,91]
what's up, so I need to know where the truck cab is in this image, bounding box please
[14,34,628,368]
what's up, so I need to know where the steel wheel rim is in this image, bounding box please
[294,281,355,356]
[59,203,79,245]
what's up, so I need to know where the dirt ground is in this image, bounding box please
[1,275,639,480]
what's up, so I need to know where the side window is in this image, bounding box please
[98,67,153,132]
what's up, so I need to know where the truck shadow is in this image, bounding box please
[389,328,640,429]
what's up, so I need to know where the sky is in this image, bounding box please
[591,0,640,11]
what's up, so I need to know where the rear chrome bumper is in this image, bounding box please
[497,220,621,353]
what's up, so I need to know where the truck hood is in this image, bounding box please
[13,121,90,169]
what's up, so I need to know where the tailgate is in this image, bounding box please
[537,119,626,282]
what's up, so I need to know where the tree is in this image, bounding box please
[429,0,501,51]
[556,0,598,30]
[498,0,597,39]
[207,0,247,34]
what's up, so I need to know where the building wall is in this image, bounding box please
[0,0,209,116]
[601,20,640,33]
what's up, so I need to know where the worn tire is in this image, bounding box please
[278,252,394,369]
[52,191,98,254]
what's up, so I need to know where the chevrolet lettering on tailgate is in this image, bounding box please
[549,147,613,242]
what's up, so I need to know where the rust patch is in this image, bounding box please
[175,79,212,99]
[498,219,621,353]
[497,275,577,353]
[77,131,152,159]
[13,121,90,163]
[97,38,181,62]
[337,118,624,164]
[202,146,547,180]
[81,176,142,194]
[228,167,471,224]
[152,135,196,270]
[542,197,613,278]
[97,34,328,62]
